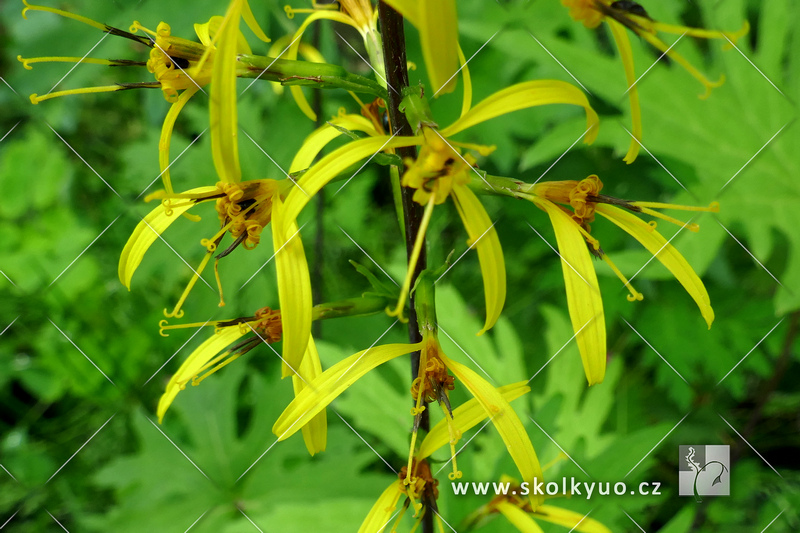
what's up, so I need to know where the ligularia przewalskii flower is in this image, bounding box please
[117,0,314,387]
[19,0,270,194]
[18,0,736,530]
[282,79,598,335]
[559,0,748,163]
[513,175,717,385]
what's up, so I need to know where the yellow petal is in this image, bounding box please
[241,0,271,43]
[596,204,714,328]
[381,0,420,26]
[439,352,545,509]
[289,114,379,173]
[294,336,327,455]
[442,80,598,143]
[210,0,243,183]
[285,10,357,121]
[381,0,458,94]
[606,19,641,164]
[157,325,246,422]
[534,505,611,533]
[451,184,506,335]
[419,0,459,95]
[282,135,422,225]
[458,44,472,118]
[194,15,252,54]
[496,501,545,533]
[532,197,606,385]
[272,196,313,378]
[419,382,530,460]
[159,86,200,194]
[119,187,218,289]
[272,342,422,440]
[358,479,404,533]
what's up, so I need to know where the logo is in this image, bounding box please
[678,445,730,501]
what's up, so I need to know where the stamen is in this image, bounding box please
[630,200,719,213]
[638,32,726,99]
[21,2,152,46]
[29,85,125,104]
[601,252,643,302]
[541,451,568,472]
[652,21,750,49]
[448,139,496,157]
[129,20,157,37]
[192,351,242,386]
[406,415,422,486]
[22,1,106,31]
[387,195,436,322]
[391,502,410,532]
[636,206,700,232]
[214,258,225,307]
[17,55,145,70]
[409,513,424,533]
[283,5,321,19]
[159,318,219,337]
[163,250,215,318]
[440,403,462,481]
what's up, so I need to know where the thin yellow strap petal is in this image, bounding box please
[159,86,200,194]
[242,0,271,42]
[387,195,435,323]
[532,197,606,385]
[272,342,423,440]
[596,204,714,328]
[294,336,327,455]
[451,184,505,335]
[419,0,459,95]
[289,114,378,173]
[157,325,246,422]
[282,135,422,225]
[442,80,598,143]
[419,382,529,459]
[607,19,641,164]
[380,0,420,25]
[211,0,243,183]
[534,505,612,533]
[457,45,473,118]
[358,479,404,533]
[119,187,217,289]
[496,501,545,533]
[440,353,545,510]
[272,196,313,378]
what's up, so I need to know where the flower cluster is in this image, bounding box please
[20,0,741,530]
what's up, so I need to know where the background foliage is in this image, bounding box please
[1,0,798,531]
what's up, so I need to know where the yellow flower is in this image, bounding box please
[359,382,534,532]
[521,174,717,384]
[119,179,287,315]
[19,0,269,194]
[282,80,599,334]
[559,0,748,163]
[273,331,545,509]
[464,475,612,533]
[155,306,327,455]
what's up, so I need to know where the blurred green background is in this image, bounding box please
[1,0,798,531]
